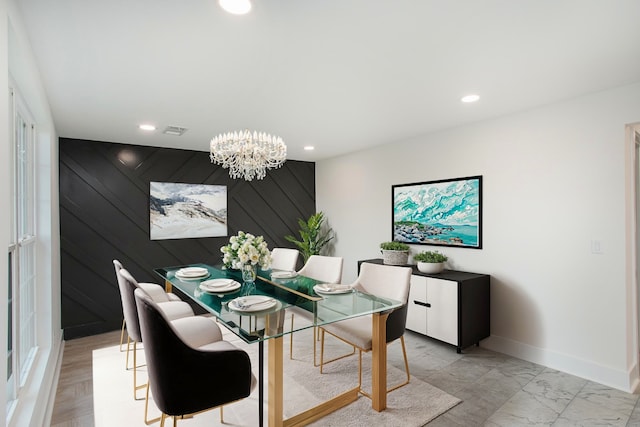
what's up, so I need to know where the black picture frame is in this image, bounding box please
[392,175,482,249]
[149,181,228,240]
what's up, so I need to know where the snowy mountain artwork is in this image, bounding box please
[392,176,482,249]
[150,182,227,240]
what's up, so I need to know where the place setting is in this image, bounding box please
[174,266,210,280]
[227,295,280,313]
[313,283,354,296]
[198,278,241,294]
[270,270,298,279]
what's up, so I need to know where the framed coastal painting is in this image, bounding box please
[149,181,228,240]
[392,175,482,249]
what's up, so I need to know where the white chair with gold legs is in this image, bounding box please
[270,247,300,272]
[318,262,412,398]
[135,289,256,427]
[113,260,183,353]
[289,255,343,364]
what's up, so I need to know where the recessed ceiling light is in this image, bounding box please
[139,124,156,131]
[461,94,480,103]
[219,0,252,15]
[304,146,315,151]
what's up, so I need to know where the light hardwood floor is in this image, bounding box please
[51,329,640,426]
[50,330,121,427]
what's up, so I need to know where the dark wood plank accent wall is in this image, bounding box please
[59,138,315,339]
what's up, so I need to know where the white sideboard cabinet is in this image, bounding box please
[359,259,490,353]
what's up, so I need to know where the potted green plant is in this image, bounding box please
[379,241,410,265]
[285,212,335,262]
[413,250,448,274]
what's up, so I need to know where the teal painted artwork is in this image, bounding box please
[392,176,482,249]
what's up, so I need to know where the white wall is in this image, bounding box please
[6,1,62,425]
[0,0,10,422]
[317,82,640,392]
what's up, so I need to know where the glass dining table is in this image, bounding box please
[154,263,402,427]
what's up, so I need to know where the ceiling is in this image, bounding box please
[15,0,640,161]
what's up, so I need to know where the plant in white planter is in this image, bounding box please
[413,250,448,274]
[380,241,410,265]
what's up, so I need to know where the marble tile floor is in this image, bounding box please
[390,331,640,426]
[52,328,640,426]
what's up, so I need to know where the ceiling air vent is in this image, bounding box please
[162,126,188,136]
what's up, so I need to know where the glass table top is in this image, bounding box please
[154,263,402,344]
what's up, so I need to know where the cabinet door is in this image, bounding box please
[426,278,458,345]
[406,275,428,335]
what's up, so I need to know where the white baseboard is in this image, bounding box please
[8,330,64,427]
[42,334,65,426]
[482,334,637,393]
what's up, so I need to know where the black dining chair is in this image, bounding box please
[115,265,194,409]
[134,288,256,426]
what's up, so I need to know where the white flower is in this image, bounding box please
[221,230,272,270]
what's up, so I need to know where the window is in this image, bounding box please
[7,88,38,415]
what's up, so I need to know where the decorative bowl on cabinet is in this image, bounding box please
[417,261,444,274]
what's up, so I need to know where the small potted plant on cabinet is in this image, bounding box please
[379,241,410,265]
[413,250,448,274]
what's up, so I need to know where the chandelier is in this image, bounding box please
[209,130,287,181]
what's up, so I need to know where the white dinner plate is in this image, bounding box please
[313,284,353,295]
[228,295,277,312]
[176,267,209,280]
[271,270,298,279]
[177,267,208,276]
[199,279,240,293]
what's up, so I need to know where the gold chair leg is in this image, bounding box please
[119,318,126,352]
[386,335,411,393]
[290,313,321,366]
[313,326,319,367]
[219,406,224,423]
[359,336,411,399]
[125,336,131,370]
[144,382,161,424]
[289,313,295,359]
[318,328,356,373]
[160,413,167,427]
[358,350,363,390]
[133,341,146,400]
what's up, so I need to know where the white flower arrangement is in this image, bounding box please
[220,231,272,270]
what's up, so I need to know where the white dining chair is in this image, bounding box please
[113,259,184,352]
[270,247,300,271]
[318,262,413,398]
[290,255,344,363]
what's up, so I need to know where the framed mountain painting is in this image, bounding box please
[149,181,227,240]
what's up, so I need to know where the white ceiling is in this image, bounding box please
[15,0,640,161]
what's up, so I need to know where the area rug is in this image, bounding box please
[93,324,460,426]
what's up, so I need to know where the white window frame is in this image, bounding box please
[6,87,38,418]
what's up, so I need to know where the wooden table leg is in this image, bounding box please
[268,336,284,427]
[371,311,389,412]
[164,279,172,293]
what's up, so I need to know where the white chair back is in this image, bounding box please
[352,262,412,304]
[297,255,343,284]
[270,248,300,271]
